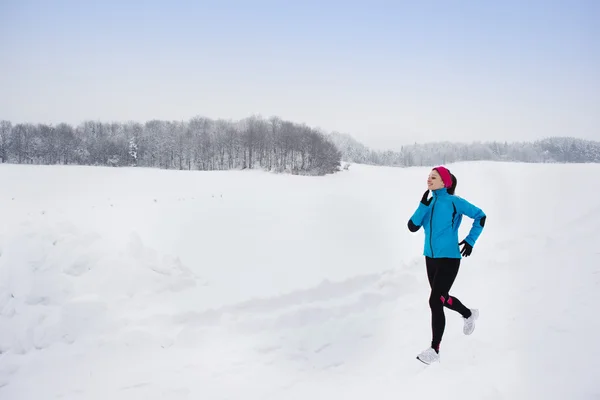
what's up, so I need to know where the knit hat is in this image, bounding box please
[433,166,452,189]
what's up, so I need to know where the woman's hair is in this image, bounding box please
[448,173,457,195]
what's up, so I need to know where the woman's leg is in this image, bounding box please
[439,258,472,319]
[426,257,471,352]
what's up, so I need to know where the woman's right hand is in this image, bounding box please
[421,190,432,206]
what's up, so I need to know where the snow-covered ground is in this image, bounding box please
[0,161,599,399]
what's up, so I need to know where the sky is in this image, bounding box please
[1,0,598,150]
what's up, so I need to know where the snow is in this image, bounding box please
[1,161,599,399]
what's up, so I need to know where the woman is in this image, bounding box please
[407,166,486,365]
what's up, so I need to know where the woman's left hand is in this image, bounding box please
[459,240,473,257]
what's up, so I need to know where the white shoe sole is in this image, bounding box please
[416,355,439,365]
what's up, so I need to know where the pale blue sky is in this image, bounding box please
[1,0,598,149]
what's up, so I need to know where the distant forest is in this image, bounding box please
[0,116,598,175]
[329,132,600,167]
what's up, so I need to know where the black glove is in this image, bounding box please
[421,190,432,206]
[459,240,473,257]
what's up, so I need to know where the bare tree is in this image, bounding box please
[0,120,12,163]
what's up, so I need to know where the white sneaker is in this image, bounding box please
[463,308,479,335]
[416,347,440,365]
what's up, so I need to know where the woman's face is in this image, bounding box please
[427,169,445,190]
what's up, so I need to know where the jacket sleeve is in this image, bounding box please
[454,197,486,246]
[407,203,430,232]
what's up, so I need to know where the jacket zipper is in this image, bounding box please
[429,198,436,257]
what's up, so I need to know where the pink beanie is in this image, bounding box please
[433,166,452,188]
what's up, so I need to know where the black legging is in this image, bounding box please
[426,257,472,351]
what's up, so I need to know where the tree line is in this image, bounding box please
[1,115,597,174]
[328,132,600,167]
[0,116,342,175]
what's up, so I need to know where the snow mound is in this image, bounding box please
[0,219,200,356]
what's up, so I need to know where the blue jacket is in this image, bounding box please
[408,188,486,258]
